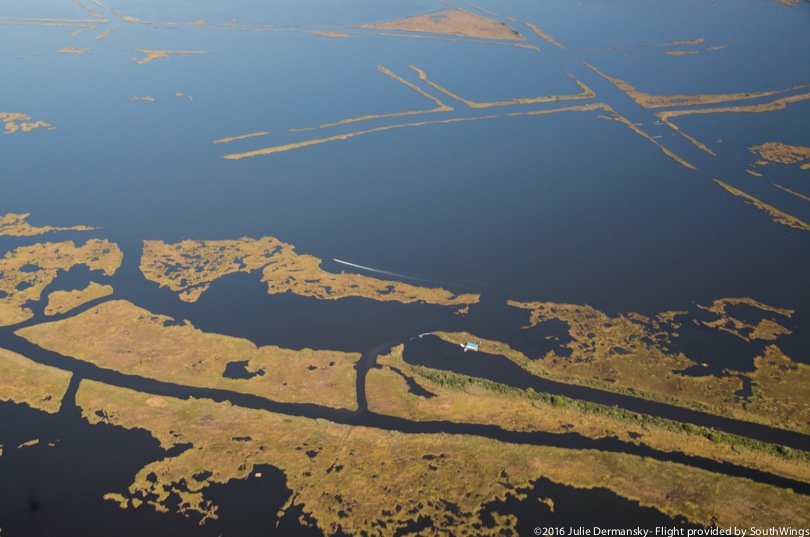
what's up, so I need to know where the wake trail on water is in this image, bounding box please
[333,259,406,278]
[332,259,483,291]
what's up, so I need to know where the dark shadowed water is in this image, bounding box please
[1,0,809,534]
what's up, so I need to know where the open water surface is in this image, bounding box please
[1,0,809,533]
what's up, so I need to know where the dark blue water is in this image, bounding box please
[1,0,809,534]
[0,399,706,537]
[402,335,810,450]
[0,398,220,537]
[484,477,702,533]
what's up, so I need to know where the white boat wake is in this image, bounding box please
[333,258,407,278]
[332,258,484,291]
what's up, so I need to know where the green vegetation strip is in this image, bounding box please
[412,367,808,463]
[367,345,810,485]
[436,298,810,436]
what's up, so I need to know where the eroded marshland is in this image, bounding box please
[749,142,810,166]
[44,281,114,316]
[0,239,122,326]
[2,0,810,532]
[1,113,55,135]
[16,300,361,410]
[434,297,809,434]
[140,237,479,307]
[0,212,96,237]
[77,379,810,534]
[367,345,810,484]
[0,348,72,413]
